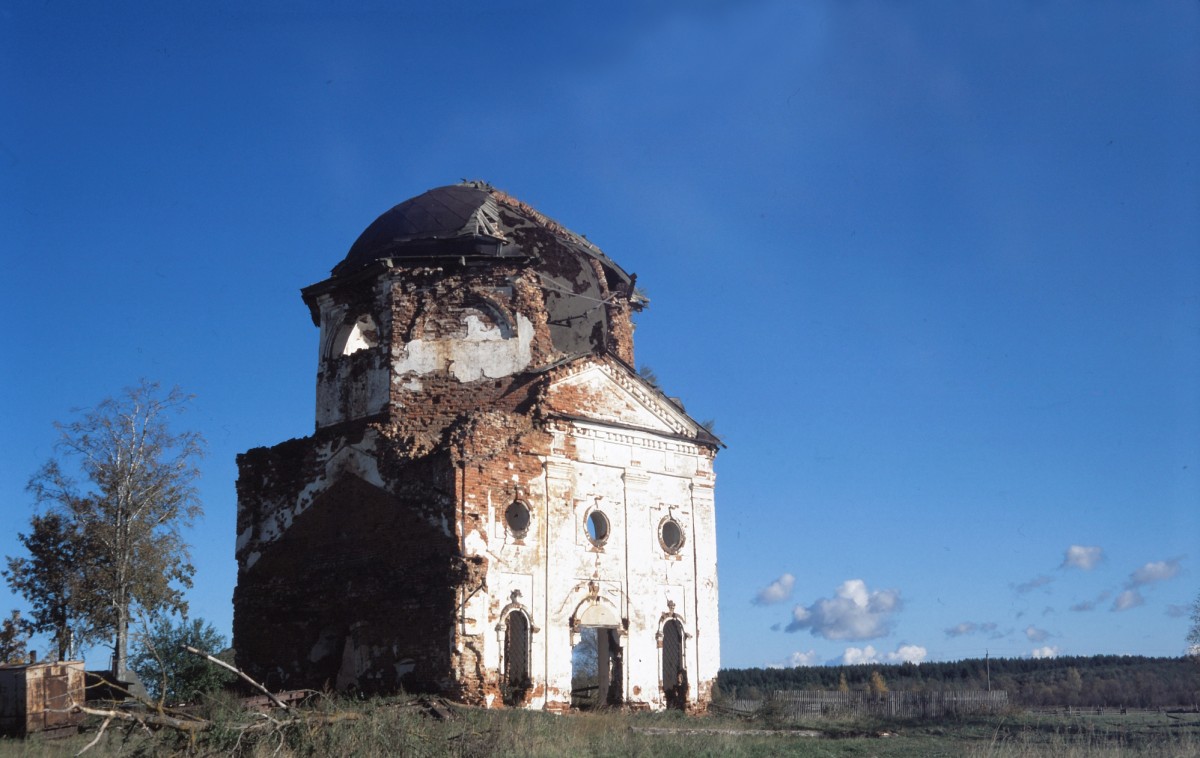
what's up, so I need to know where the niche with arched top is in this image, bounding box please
[661,618,686,710]
[502,610,531,705]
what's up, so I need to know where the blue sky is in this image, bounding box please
[2,1,1197,670]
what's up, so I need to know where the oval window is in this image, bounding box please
[660,519,684,553]
[585,511,609,546]
[505,501,531,537]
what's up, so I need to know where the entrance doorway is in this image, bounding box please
[570,627,623,709]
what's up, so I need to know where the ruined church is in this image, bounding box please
[233,182,721,711]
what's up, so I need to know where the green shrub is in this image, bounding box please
[128,615,236,704]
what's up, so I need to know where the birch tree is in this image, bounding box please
[20,381,204,676]
[1189,592,1200,661]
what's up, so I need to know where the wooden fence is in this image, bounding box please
[721,690,1009,719]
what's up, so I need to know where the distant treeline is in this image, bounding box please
[717,655,1200,709]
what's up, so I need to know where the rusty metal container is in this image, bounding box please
[0,661,85,738]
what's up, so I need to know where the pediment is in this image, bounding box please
[544,358,699,438]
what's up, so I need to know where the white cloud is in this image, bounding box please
[1031,646,1060,659]
[1111,589,1144,611]
[840,643,927,665]
[885,644,928,664]
[841,645,879,665]
[753,573,796,605]
[1062,545,1103,571]
[786,579,902,640]
[1103,559,1183,612]
[787,650,820,667]
[1025,625,1050,642]
[1128,559,1182,587]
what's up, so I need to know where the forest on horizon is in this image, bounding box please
[717,655,1200,709]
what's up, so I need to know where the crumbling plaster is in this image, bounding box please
[392,310,535,384]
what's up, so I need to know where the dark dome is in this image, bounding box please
[332,181,630,285]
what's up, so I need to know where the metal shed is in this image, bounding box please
[0,661,85,738]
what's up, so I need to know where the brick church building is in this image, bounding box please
[233,182,721,710]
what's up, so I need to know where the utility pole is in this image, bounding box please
[986,649,991,692]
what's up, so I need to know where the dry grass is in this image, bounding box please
[0,698,1196,757]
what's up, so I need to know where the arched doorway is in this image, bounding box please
[569,595,624,709]
[571,626,623,709]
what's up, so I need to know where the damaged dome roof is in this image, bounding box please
[333,181,632,286]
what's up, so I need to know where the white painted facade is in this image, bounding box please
[460,357,720,710]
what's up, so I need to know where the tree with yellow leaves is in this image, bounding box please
[869,670,888,696]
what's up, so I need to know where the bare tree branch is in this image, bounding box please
[72,704,208,733]
[74,715,112,756]
[181,644,290,710]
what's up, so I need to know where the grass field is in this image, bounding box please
[1,698,1197,757]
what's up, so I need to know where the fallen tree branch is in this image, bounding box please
[244,711,364,730]
[67,659,362,754]
[73,704,210,734]
[181,644,290,710]
[80,671,201,724]
[75,715,112,756]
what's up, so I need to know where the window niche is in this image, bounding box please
[661,618,686,710]
[463,299,514,340]
[502,610,530,705]
[585,510,609,547]
[504,500,531,539]
[495,590,537,707]
[659,517,685,554]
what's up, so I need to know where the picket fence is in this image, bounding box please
[724,690,1009,719]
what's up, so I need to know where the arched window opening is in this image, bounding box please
[502,611,530,706]
[662,619,687,710]
[331,314,379,357]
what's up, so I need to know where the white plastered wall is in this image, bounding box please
[468,418,719,711]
